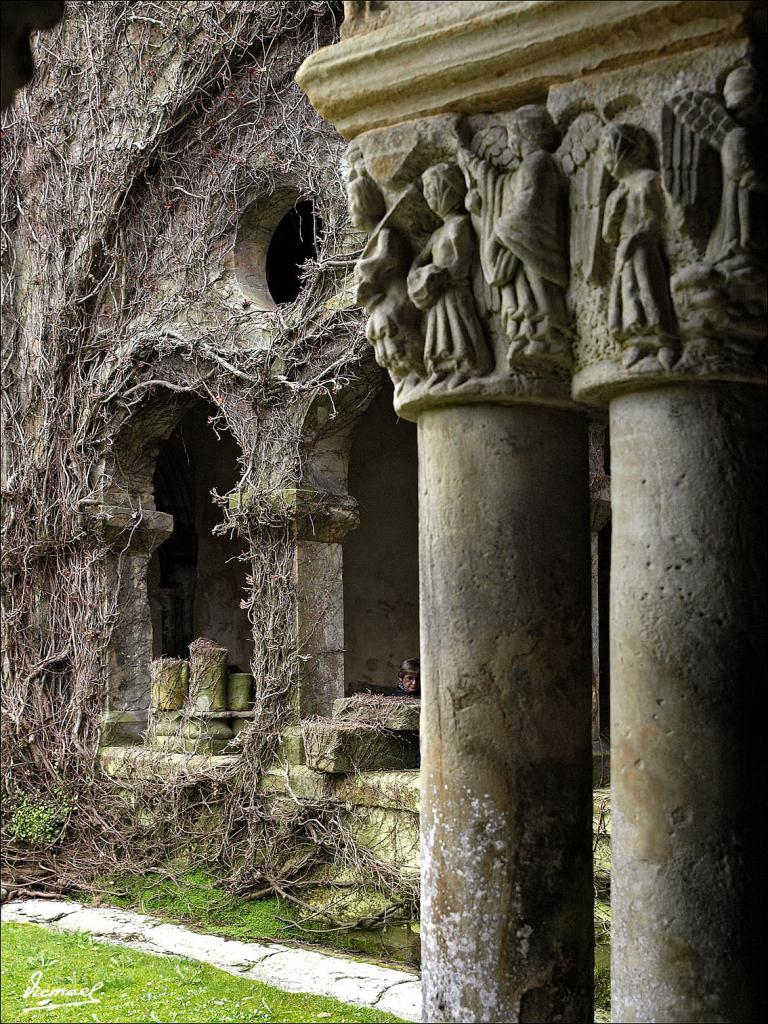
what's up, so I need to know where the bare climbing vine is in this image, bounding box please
[0,0,417,933]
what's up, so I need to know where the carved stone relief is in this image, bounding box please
[348,43,766,415]
[599,122,678,372]
[347,110,574,419]
[663,65,767,358]
[548,40,766,404]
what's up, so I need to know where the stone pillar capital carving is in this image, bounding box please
[560,54,767,404]
[347,111,577,420]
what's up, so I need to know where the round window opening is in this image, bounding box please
[266,200,320,305]
[234,193,322,309]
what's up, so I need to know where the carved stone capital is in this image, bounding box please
[294,491,360,544]
[347,111,577,419]
[553,43,767,404]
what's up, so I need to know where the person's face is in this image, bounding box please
[400,671,419,693]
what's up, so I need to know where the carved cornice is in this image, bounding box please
[297,0,751,140]
[82,498,173,550]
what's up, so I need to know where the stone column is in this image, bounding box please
[607,384,766,1022]
[419,403,592,1022]
[558,31,767,1022]
[100,503,173,744]
[293,488,360,719]
[303,96,594,1018]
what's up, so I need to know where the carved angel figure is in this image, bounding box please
[460,106,570,364]
[406,163,492,385]
[599,123,677,368]
[663,66,766,347]
[348,170,423,382]
[664,66,765,267]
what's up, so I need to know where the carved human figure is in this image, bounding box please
[407,162,492,385]
[599,123,677,369]
[461,106,570,364]
[348,171,423,382]
[663,66,766,349]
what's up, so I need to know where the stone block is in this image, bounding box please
[302,721,419,774]
[332,695,421,732]
[97,745,237,780]
[347,805,420,871]
[260,764,334,801]
[279,725,305,765]
[336,771,420,812]
[100,710,147,747]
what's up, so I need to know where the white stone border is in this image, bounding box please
[1,899,421,1021]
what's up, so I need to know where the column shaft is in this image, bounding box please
[419,403,593,1023]
[610,383,767,1022]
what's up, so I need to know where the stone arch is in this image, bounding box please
[101,386,250,743]
[295,361,419,719]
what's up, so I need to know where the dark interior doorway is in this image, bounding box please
[147,401,253,669]
[343,383,419,691]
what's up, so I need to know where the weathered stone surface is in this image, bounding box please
[419,404,593,1023]
[99,710,147,747]
[609,382,766,1022]
[350,805,420,872]
[278,724,306,764]
[332,696,421,731]
[346,113,576,419]
[376,979,423,1020]
[294,540,346,719]
[2,899,82,923]
[246,946,415,1005]
[298,1,751,139]
[336,770,420,813]
[98,745,237,780]
[303,721,419,773]
[59,908,158,940]
[260,764,335,802]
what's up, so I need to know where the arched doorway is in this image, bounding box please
[295,372,419,718]
[148,401,252,670]
[104,395,251,742]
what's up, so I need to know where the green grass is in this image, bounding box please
[0,923,404,1024]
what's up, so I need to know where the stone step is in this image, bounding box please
[332,695,421,732]
[303,720,419,774]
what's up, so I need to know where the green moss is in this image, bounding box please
[0,922,403,1024]
[89,870,418,965]
[89,867,611,1011]
[7,791,72,846]
[594,899,611,1017]
[91,870,290,943]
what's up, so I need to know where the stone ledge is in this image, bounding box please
[332,696,421,731]
[297,0,749,138]
[303,721,419,773]
[261,764,419,812]
[99,745,237,779]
